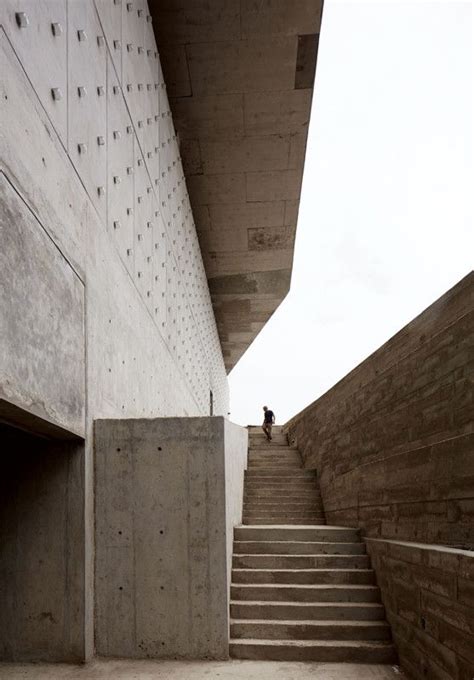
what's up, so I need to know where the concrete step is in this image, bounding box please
[248,451,300,457]
[242,515,325,522]
[232,554,371,569]
[245,490,319,499]
[231,584,380,603]
[245,481,317,489]
[245,476,318,485]
[244,510,324,524]
[245,470,316,479]
[243,501,322,510]
[232,568,376,585]
[234,526,359,542]
[246,463,308,477]
[247,462,303,469]
[249,445,296,451]
[230,619,391,641]
[242,513,326,526]
[234,541,366,555]
[229,638,397,662]
[242,508,324,517]
[243,518,326,525]
[230,600,387,621]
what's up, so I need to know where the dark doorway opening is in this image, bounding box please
[0,419,85,662]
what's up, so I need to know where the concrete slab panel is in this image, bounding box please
[209,202,285,231]
[206,250,294,277]
[0,33,85,277]
[186,38,298,96]
[68,0,107,220]
[152,0,240,45]
[0,175,85,437]
[170,94,244,140]
[246,170,303,202]
[95,0,123,82]
[0,0,68,146]
[209,269,291,296]
[200,136,290,175]
[241,0,323,38]
[288,134,308,170]
[157,44,191,98]
[244,89,312,136]
[248,226,293,252]
[107,56,135,266]
[187,173,246,205]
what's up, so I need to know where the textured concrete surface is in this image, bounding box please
[0,660,404,679]
[285,272,474,548]
[224,420,249,587]
[367,539,474,680]
[95,417,247,659]
[0,3,229,419]
[0,0,229,662]
[0,174,85,438]
[152,1,325,370]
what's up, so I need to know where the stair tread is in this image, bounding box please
[232,584,378,590]
[229,639,393,647]
[234,541,361,545]
[230,618,389,627]
[230,600,384,608]
[233,553,367,557]
[232,568,374,574]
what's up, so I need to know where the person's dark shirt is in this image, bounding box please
[264,410,274,423]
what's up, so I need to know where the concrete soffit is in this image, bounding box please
[151,0,324,371]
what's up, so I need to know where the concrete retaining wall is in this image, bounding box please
[366,539,474,679]
[94,417,247,660]
[285,272,474,548]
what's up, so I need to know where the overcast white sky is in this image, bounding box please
[228,0,473,426]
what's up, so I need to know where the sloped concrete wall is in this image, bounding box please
[94,417,247,660]
[285,272,474,547]
[0,0,228,662]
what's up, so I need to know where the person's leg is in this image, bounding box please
[267,423,272,440]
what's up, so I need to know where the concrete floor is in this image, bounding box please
[0,660,405,679]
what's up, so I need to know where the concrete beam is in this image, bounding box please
[151,0,324,370]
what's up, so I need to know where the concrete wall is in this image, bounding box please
[366,539,474,680]
[285,272,474,547]
[0,425,85,662]
[94,417,247,660]
[0,0,229,662]
[224,420,249,590]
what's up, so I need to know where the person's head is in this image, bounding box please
[263,406,268,412]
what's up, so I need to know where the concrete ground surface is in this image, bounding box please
[0,660,404,679]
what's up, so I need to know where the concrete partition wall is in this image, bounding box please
[95,417,247,660]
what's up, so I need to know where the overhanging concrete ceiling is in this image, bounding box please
[151,1,324,371]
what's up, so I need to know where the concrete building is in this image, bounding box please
[1,1,473,678]
[0,0,322,667]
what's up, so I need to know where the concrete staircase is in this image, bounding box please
[229,426,397,662]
